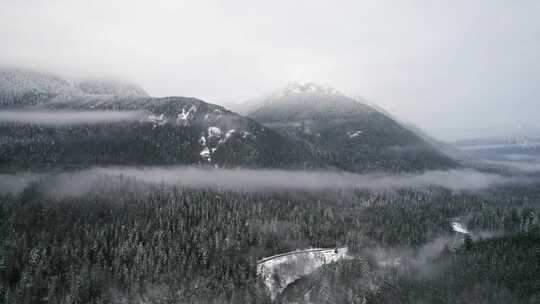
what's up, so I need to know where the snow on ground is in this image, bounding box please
[147,114,167,128]
[218,129,236,145]
[240,131,253,139]
[347,130,363,138]
[280,82,342,97]
[208,126,222,139]
[451,221,470,234]
[177,105,197,125]
[225,129,236,139]
[200,146,211,162]
[257,247,351,300]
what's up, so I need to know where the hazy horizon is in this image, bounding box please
[2,0,540,141]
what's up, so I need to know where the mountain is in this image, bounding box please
[366,102,469,162]
[0,67,150,108]
[0,67,81,107]
[454,136,540,162]
[0,69,321,170]
[248,83,374,121]
[247,82,457,172]
[398,122,469,162]
[76,79,149,97]
[0,71,457,172]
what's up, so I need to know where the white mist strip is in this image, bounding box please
[0,111,143,125]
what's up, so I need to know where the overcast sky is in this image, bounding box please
[1,0,539,140]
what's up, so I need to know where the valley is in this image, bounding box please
[0,68,539,304]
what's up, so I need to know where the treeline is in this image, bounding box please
[0,121,321,172]
[0,122,203,169]
[278,232,540,304]
[371,232,540,304]
[0,177,539,303]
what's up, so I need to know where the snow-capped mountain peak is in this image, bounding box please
[278,82,342,98]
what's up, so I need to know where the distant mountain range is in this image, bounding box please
[454,136,540,162]
[0,68,457,172]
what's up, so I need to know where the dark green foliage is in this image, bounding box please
[278,258,373,304]
[0,122,201,169]
[371,233,540,304]
[1,178,539,303]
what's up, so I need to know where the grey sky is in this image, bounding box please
[1,0,539,140]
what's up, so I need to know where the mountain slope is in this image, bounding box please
[0,70,320,170]
[247,83,457,172]
[0,96,320,170]
[367,102,469,162]
[0,67,81,107]
[0,68,150,107]
[76,79,149,97]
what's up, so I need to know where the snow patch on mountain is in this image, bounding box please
[225,129,236,139]
[177,105,197,124]
[451,221,470,235]
[241,131,253,139]
[147,114,167,128]
[208,126,222,139]
[348,130,363,138]
[200,146,211,162]
[279,82,342,98]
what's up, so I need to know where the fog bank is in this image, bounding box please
[0,111,143,125]
[93,167,515,191]
[0,167,528,196]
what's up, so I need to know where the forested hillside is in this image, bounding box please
[1,176,538,303]
[371,233,540,304]
[0,95,321,170]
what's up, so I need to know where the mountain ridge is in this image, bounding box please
[0,70,457,172]
[0,69,324,170]
[247,82,458,172]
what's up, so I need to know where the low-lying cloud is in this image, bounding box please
[0,111,143,125]
[93,167,516,191]
[0,167,529,197]
[0,172,40,194]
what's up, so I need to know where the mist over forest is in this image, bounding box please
[0,111,143,125]
[0,167,526,197]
